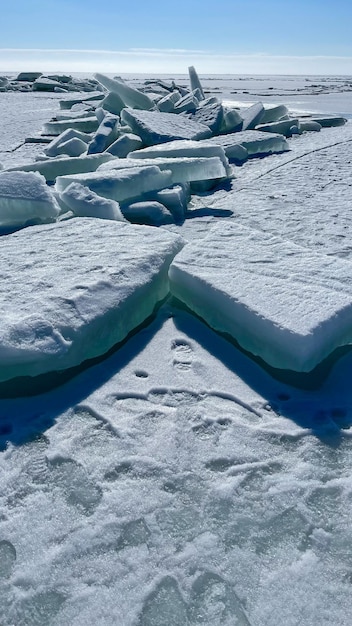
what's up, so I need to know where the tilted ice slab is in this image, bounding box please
[121,108,212,145]
[128,139,232,176]
[6,154,114,182]
[98,156,228,184]
[43,117,99,136]
[201,130,290,159]
[169,222,352,372]
[0,171,59,229]
[56,166,173,202]
[0,219,184,382]
[94,73,155,111]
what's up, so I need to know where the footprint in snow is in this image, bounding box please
[47,457,102,514]
[171,337,194,371]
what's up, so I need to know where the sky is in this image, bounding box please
[1,0,352,75]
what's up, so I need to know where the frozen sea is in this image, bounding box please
[1,74,352,625]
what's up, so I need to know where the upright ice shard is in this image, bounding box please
[188,66,205,100]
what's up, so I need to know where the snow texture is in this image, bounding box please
[0,218,183,381]
[169,222,352,372]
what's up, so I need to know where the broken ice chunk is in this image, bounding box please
[44,129,91,157]
[121,200,173,225]
[120,109,212,145]
[59,182,125,221]
[87,114,120,154]
[311,116,347,127]
[56,166,173,203]
[241,102,265,131]
[187,101,224,135]
[100,91,125,115]
[256,118,299,137]
[106,133,143,157]
[0,171,59,230]
[260,104,289,124]
[157,91,182,113]
[201,130,289,159]
[169,222,352,372]
[0,219,184,382]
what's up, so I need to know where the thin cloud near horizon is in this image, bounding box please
[1,48,352,75]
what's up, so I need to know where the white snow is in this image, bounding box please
[0,170,59,229]
[0,218,183,381]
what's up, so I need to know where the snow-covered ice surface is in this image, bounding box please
[2,76,352,625]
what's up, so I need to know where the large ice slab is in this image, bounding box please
[56,166,173,202]
[128,139,231,176]
[0,171,59,230]
[201,131,290,159]
[0,219,184,382]
[98,156,228,184]
[169,222,352,372]
[120,108,212,145]
[6,154,114,182]
[187,101,224,134]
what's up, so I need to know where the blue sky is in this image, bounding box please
[1,0,352,74]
